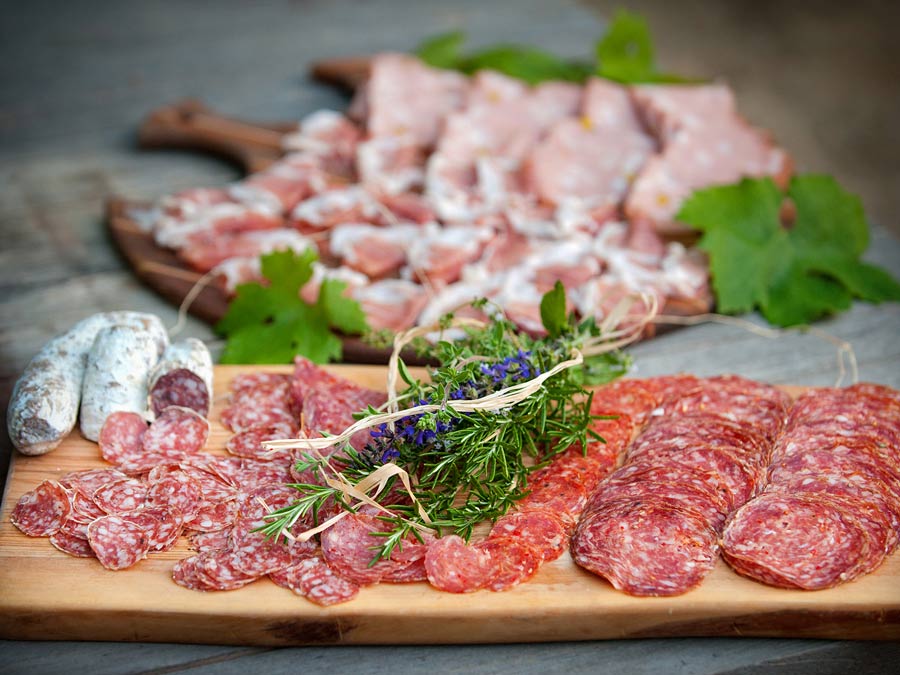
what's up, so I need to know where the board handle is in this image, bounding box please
[137,99,295,174]
[309,55,373,91]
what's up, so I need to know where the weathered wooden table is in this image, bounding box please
[2,1,899,672]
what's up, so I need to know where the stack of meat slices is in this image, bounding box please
[571,375,792,596]
[722,383,900,589]
[140,52,793,334]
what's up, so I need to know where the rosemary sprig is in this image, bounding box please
[263,282,633,561]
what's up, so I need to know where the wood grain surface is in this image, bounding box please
[1,365,898,646]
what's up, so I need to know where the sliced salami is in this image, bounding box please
[489,508,568,563]
[87,515,151,570]
[146,473,203,522]
[11,480,71,537]
[193,549,259,591]
[92,478,148,515]
[50,528,95,558]
[476,536,542,591]
[122,507,183,552]
[98,412,149,465]
[572,498,719,596]
[60,468,129,499]
[517,474,588,526]
[143,406,209,455]
[188,527,233,553]
[270,554,360,606]
[150,368,211,417]
[225,422,297,461]
[721,493,871,590]
[172,555,207,591]
[185,500,239,533]
[424,534,493,593]
[230,372,291,394]
[220,404,296,434]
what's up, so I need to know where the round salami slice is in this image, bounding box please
[150,368,210,417]
[87,515,151,570]
[220,404,296,434]
[773,429,900,480]
[185,500,239,533]
[476,536,543,592]
[572,498,719,596]
[172,555,208,591]
[70,491,107,521]
[489,508,568,562]
[588,379,659,424]
[146,473,202,522]
[11,480,71,537]
[236,459,293,490]
[230,372,291,394]
[92,478,148,515]
[644,374,702,405]
[270,555,360,606]
[98,412,149,465]
[193,549,259,591]
[424,534,493,593]
[188,527,233,553]
[50,528,95,558]
[178,464,240,502]
[531,450,612,491]
[319,513,397,585]
[721,493,871,590]
[122,507,183,552]
[517,474,588,526]
[143,406,209,455]
[230,380,291,409]
[632,414,768,465]
[847,382,900,408]
[225,422,297,462]
[60,468,129,500]
[659,387,787,441]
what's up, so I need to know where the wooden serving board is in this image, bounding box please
[1,366,898,645]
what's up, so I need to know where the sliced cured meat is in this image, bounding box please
[60,468,129,499]
[532,447,614,490]
[517,474,588,526]
[230,372,291,394]
[630,83,737,143]
[87,515,151,570]
[236,459,293,489]
[489,508,568,563]
[92,478,148,515]
[587,378,659,425]
[624,118,792,235]
[362,52,467,147]
[350,279,429,333]
[225,422,297,462]
[659,384,789,441]
[356,135,427,195]
[585,477,727,529]
[11,480,71,537]
[98,412,149,465]
[476,536,542,592]
[319,512,422,585]
[633,414,768,465]
[185,500,239,533]
[122,507,183,552]
[153,202,283,251]
[172,555,208,591]
[270,554,360,606]
[150,369,210,418]
[188,527,233,553]
[572,498,719,596]
[290,186,384,231]
[283,110,362,165]
[424,534,493,593]
[146,473,202,522]
[220,404,296,434]
[193,549,259,591]
[407,225,494,285]
[180,228,314,274]
[329,222,419,278]
[50,527,95,558]
[143,406,210,455]
[70,491,107,521]
[772,426,900,479]
[721,493,871,590]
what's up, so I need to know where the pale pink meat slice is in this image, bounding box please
[181,228,313,273]
[154,202,284,251]
[361,52,467,147]
[630,83,737,143]
[328,223,420,278]
[351,279,429,332]
[624,120,793,235]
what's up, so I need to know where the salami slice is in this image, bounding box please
[517,474,588,526]
[572,498,719,596]
[188,527,233,553]
[87,515,151,570]
[489,508,568,562]
[588,379,659,424]
[98,412,149,465]
[270,554,360,606]
[721,493,871,590]
[71,490,107,521]
[50,527,95,558]
[11,480,71,536]
[220,404,296,434]
[60,468,129,499]
[172,555,207,591]
[193,549,259,591]
[122,507,183,552]
[143,406,209,455]
[225,422,297,461]
[146,473,202,522]
[185,500,239,532]
[632,414,768,464]
[476,536,543,591]
[424,534,493,593]
[92,478,148,515]
[230,372,291,394]
[150,368,210,417]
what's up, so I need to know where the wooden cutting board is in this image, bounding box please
[1,366,898,645]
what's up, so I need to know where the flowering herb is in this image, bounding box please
[260,283,637,561]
